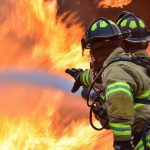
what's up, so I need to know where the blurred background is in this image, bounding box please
[0,0,149,149]
[57,0,150,28]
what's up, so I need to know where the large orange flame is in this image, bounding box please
[0,0,89,71]
[0,84,113,149]
[0,0,112,149]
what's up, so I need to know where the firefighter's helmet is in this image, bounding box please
[116,11,150,45]
[81,17,129,52]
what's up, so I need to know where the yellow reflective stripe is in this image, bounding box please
[137,90,150,99]
[134,104,145,109]
[106,82,132,99]
[146,135,150,148]
[81,71,88,87]
[135,90,150,107]
[109,123,131,136]
[146,135,150,140]
[85,70,91,86]
[81,70,91,87]
[134,135,150,150]
[112,130,131,136]
[134,139,144,150]
[107,82,130,89]
[106,88,132,99]
[109,123,131,128]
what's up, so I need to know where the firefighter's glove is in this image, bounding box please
[113,140,134,150]
[65,68,83,93]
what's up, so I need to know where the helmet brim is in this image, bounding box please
[84,34,121,49]
[84,31,130,49]
[146,36,150,42]
[88,33,126,42]
[126,36,150,43]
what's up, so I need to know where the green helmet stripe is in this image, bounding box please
[99,21,108,28]
[91,23,97,31]
[129,21,137,29]
[120,19,127,27]
[139,20,145,28]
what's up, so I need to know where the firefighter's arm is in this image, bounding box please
[103,65,137,141]
[80,69,93,87]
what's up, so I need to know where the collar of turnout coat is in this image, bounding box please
[103,47,147,67]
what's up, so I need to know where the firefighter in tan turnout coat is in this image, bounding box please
[116,12,150,150]
[66,15,150,150]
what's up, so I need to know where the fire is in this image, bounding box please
[0,0,89,71]
[0,84,113,149]
[98,0,133,8]
[146,42,150,57]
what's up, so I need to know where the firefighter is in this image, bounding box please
[81,12,150,150]
[116,11,150,150]
[65,17,150,150]
[116,11,150,54]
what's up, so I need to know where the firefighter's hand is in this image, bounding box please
[65,68,83,93]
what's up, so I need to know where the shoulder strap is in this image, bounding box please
[103,56,150,71]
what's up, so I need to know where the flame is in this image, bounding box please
[98,0,133,8]
[0,84,113,149]
[146,42,150,57]
[0,0,89,71]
